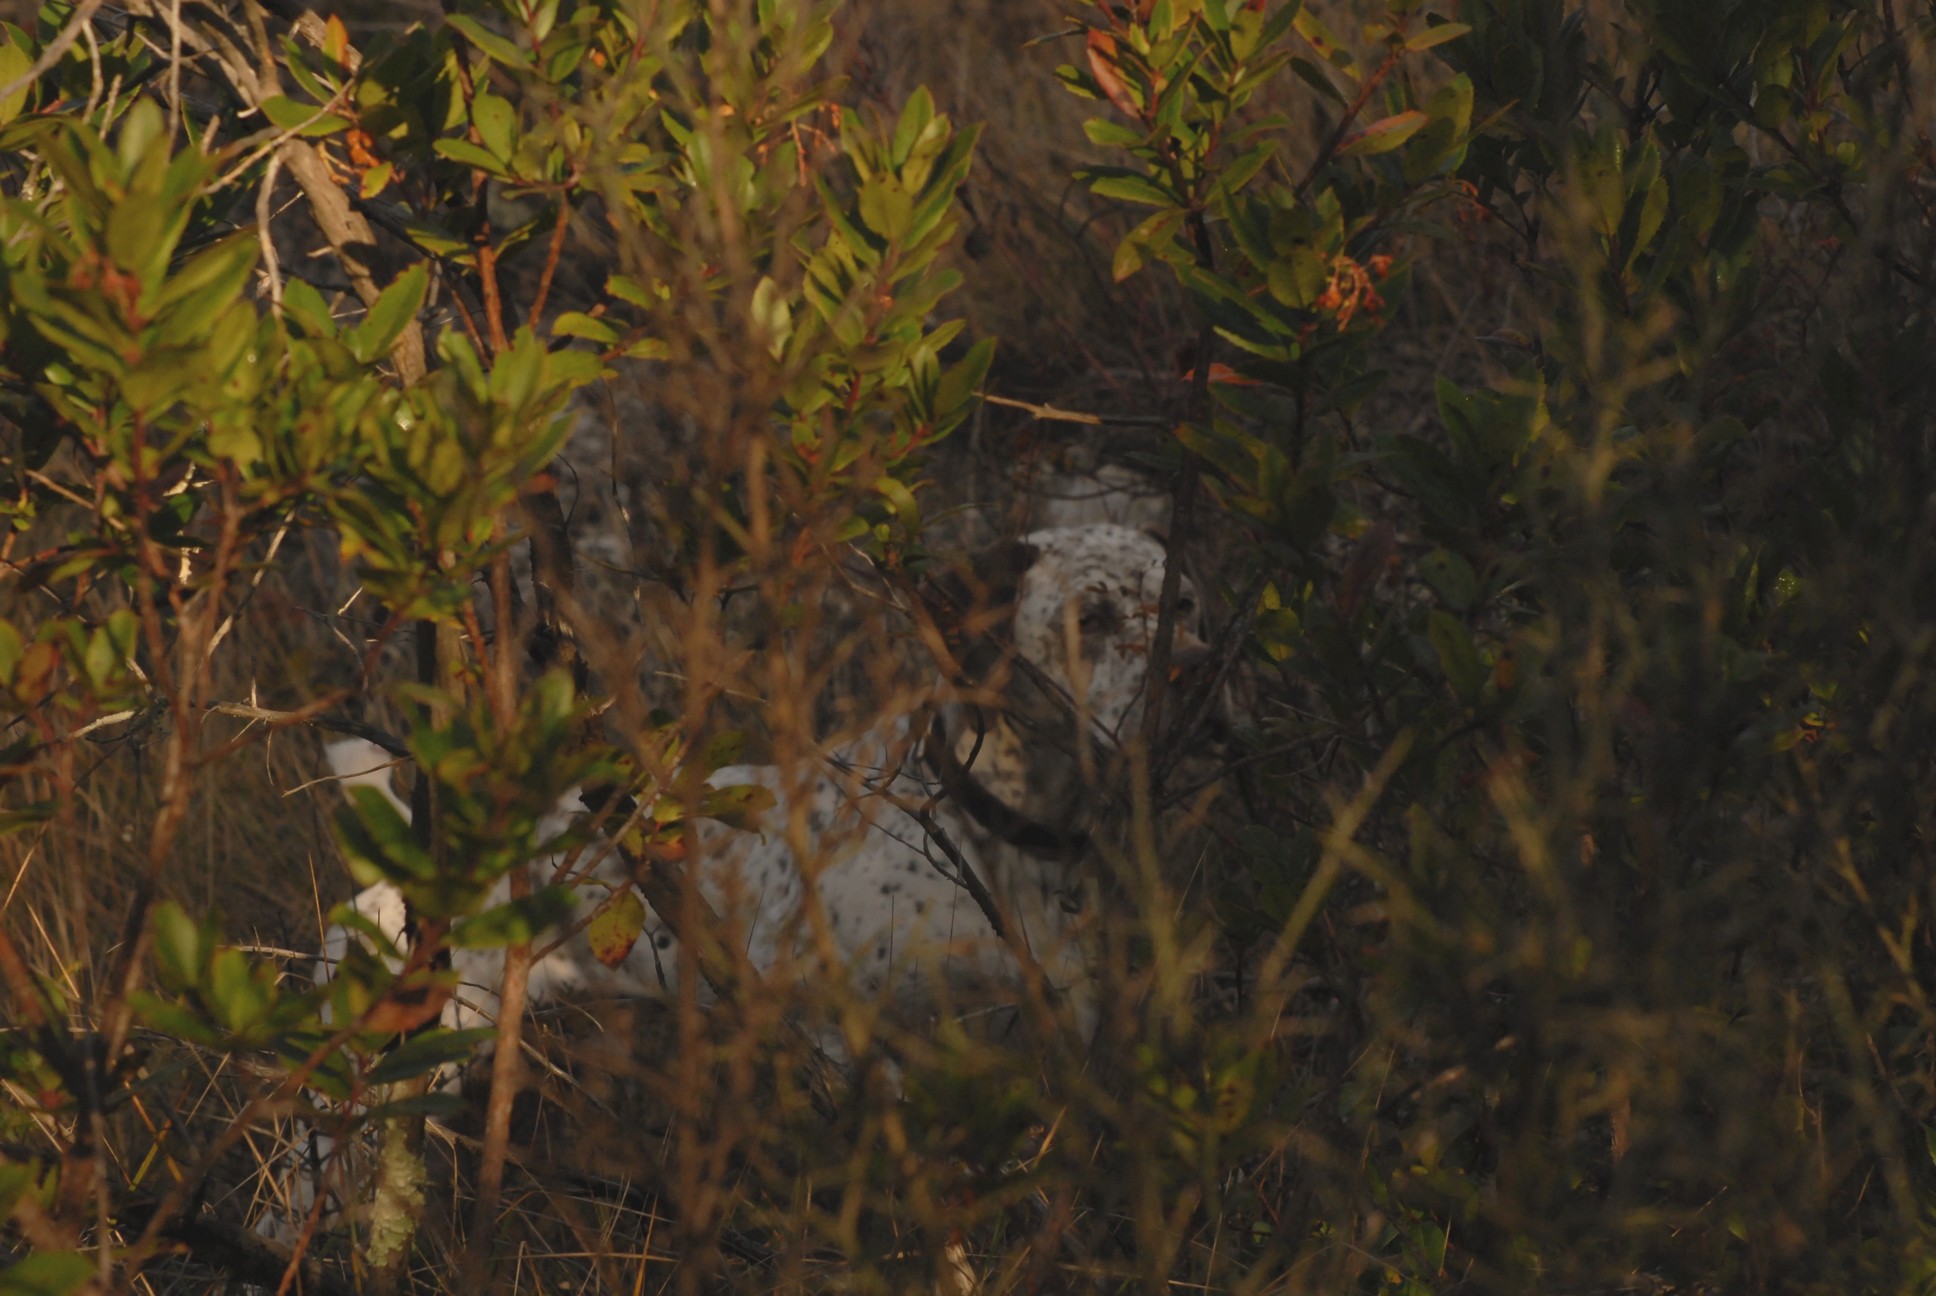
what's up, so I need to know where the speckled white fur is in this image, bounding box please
[315,524,1205,1050]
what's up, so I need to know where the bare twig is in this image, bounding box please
[464,540,530,1285]
[981,392,1171,428]
[1294,49,1403,199]
[463,878,531,1285]
[165,0,184,141]
[277,138,429,381]
[186,4,428,381]
[206,703,408,755]
[528,195,572,326]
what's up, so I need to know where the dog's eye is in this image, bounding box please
[1078,603,1115,633]
[1176,595,1197,617]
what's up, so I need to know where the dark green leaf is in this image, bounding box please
[0,1250,93,1296]
[367,1027,496,1084]
[260,95,350,137]
[446,13,530,67]
[698,782,777,833]
[345,263,427,365]
[448,886,575,948]
[1418,549,1479,611]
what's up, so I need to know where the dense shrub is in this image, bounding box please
[1,0,1934,1292]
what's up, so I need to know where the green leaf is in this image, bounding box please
[1083,117,1145,149]
[0,621,22,682]
[1085,169,1177,207]
[0,33,31,127]
[147,232,258,329]
[1293,9,1356,75]
[280,276,336,336]
[325,905,407,963]
[130,993,222,1046]
[1403,74,1473,183]
[116,98,165,173]
[1265,247,1329,308]
[1217,142,1275,199]
[106,197,168,283]
[151,900,208,987]
[875,474,920,530]
[399,216,470,258]
[345,263,427,365]
[448,886,575,948]
[471,91,516,163]
[81,626,113,687]
[704,730,746,770]
[1417,549,1479,611]
[446,13,530,67]
[698,782,777,833]
[1406,21,1470,52]
[606,274,659,309]
[586,887,646,968]
[1113,208,1185,282]
[552,311,620,344]
[0,1250,93,1296]
[1287,56,1346,103]
[933,336,995,428]
[750,275,792,358]
[891,85,936,166]
[434,137,510,177]
[260,95,350,137]
[207,947,271,1033]
[857,174,912,239]
[1426,610,1483,701]
[337,788,434,887]
[366,1027,496,1084]
[1338,111,1428,156]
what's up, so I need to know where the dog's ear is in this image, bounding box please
[919,538,1039,682]
[920,538,1038,625]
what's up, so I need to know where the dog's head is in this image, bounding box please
[1007,524,1207,739]
[922,523,1209,741]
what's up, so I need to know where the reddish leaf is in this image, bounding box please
[1087,31,1144,120]
[363,972,454,1036]
[644,835,688,863]
[587,887,647,968]
[1180,362,1261,387]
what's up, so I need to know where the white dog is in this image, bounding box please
[315,522,1208,1051]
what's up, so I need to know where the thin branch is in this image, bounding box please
[528,196,572,326]
[205,702,408,755]
[981,392,1172,428]
[1294,49,1402,199]
[463,872,531,1286]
